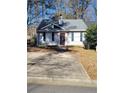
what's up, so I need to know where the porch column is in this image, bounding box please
[57,32,60,46]
[65,32,68,46]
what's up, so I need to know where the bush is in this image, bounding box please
[30,36,36,46]
[85,24,97,49]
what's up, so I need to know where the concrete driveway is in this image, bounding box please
[27,50,95,86]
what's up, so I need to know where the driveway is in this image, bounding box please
[27,49,95,86]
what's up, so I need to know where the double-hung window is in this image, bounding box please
[43,32,46,41]
[80,32,83,41]
[71,32,74,41]
[52,32,54,41]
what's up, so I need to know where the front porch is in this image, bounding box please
[37,32,67,46]
[37,31,85,47]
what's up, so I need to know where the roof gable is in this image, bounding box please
[37,19,88,32]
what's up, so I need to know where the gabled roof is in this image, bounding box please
[85,21,96,27]
[37,19,53,30]
[37,19,88,32]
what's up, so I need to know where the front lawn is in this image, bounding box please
[69,47,97,80]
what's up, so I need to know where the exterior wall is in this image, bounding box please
[38,31,85,46]
[38,32,59,46]
[65,32,85,46]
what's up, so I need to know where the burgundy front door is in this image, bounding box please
[60,33,65,45]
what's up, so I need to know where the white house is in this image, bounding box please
[36,18,88,47]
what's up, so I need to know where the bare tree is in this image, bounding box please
[27,0,92,25]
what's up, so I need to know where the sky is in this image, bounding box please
[84,0,97,21]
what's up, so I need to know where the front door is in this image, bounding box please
[60,33,65,45]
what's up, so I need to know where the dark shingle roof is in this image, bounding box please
[37,19,88,32]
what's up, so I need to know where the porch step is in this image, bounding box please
[58,45,68,50]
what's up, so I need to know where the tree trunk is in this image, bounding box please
[87,44,90,49]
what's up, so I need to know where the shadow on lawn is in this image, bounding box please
[54,47,72,53]
[27,46,72,53]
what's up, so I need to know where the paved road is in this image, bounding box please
[28,84,97,93]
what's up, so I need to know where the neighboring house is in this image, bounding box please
[36,17,88,47]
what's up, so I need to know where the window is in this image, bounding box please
[80,32,83,41]
[52,32,54,41]
[71,32,74,41]
[43,32,46,41]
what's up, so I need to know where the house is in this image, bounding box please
[36,17,88,47]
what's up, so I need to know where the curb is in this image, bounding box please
[27,77,97,87]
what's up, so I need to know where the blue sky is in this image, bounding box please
[84,0,97,21]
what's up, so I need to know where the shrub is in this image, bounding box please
[85,24,97,49]
[30,36,36,46]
